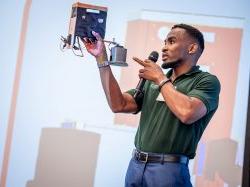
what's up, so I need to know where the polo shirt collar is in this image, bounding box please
[166,65,201,79]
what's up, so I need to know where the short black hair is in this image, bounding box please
[172,23,204,54]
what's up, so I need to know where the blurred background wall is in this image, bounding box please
[0,0,250,186]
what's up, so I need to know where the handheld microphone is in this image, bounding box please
[133,51,159,99]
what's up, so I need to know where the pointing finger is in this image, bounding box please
[145,59,154,64]
[132,57,151,67]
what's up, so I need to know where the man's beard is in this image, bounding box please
[161,59,182,69]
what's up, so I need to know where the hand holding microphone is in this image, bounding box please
[133,51,168,99]
[133,51,167,89]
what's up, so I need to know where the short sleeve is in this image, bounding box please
[126,89,136,96]
[126,89,144,114]
[187,74,221,113]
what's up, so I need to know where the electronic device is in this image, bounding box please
[65,2,107,49]
[60,2,128,66]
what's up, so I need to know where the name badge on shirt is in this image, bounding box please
[156,93,164,102]
[150,83,165,102]
[156,85,177,102]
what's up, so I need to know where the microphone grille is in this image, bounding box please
[149,51,159,62]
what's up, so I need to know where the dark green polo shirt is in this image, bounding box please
[127,66,220,159]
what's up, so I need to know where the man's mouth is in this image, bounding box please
[162,54,169,61]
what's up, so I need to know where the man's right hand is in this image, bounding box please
[82,31,107,58]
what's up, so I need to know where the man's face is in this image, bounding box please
[161,28,191,69]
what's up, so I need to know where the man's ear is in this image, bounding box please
[188,43,199,55]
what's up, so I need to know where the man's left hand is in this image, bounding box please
[133,57,166,85]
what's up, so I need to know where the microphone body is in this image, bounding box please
[133,51,159,99]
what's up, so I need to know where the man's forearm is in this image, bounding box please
[99,66,127,112]
[96,52,126,112]
[160,82,207,124]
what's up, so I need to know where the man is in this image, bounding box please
[83,23,220,187]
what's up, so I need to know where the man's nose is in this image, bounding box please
[162,45,168,52]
